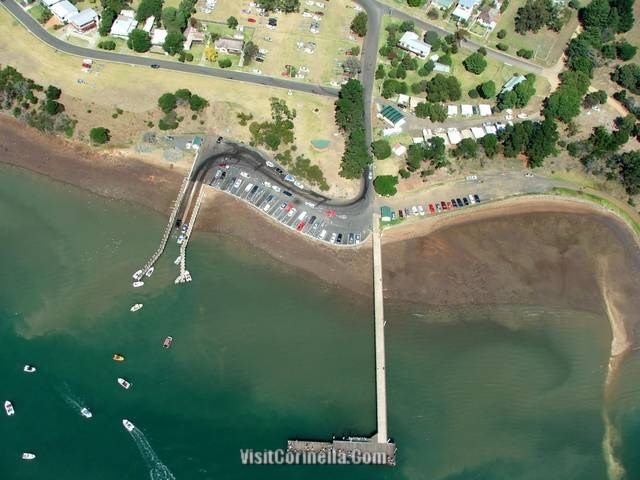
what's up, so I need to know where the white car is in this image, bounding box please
[468,194,476,204]
[287,208,297,218]
[233,179,242,189]
[240,171,249,178]
[465,175,478,181]
[411,205,418,215]
[264,181,272,187]
[329,232,337,244]
[272,185,281,192]
[319,229,327,240]
[524,172,534,178]
[418,205,425,216]
[266,161,275,168]
[263,202,272,211]
[244,183,253,192]
[304,201,317,208]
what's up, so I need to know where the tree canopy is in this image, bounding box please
[127,29,151,52]
[462,52,487,74]
[351,12,368,37]
[89,127,111,144]
[136,0,163,22]
[373,175,398,196]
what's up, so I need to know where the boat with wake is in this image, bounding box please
[80,407,93,419]
[145,267,154,277]
[132,270,143,281]
[122,419,135,432]
[22,453,36,460]
[4,400,15,416]
[117,377,132,390]
[174,256,181,265]
[23,365,36,373]
[130,303,143,312]
[112,354,125,362]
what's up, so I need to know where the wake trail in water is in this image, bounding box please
[602,355,626,480]
[127,426,176,480]
[56,383,86,414]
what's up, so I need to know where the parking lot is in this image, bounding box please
[206,153,372,246]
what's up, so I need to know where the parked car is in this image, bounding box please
[296,222,306,231]
[463,197,469,206]
[436,204,442,213]
[240,171,249,178]
[468,194,476,204]
[440,201,447,211]
[398,210,404,218]
[355,233,361,243]
[428,204,435,214]
[272,185,281,192]
[451,199,458,208]
[336,233,343,244]
[266,161,275,168]
[411,205,418,215]
[287,208,297,218]
[456,198,463,208]
[150,64,160,69]
[283,190,293,197]
[319,229,327,240]
[216,136,223,143]
[329,232,337,243]
[418,205,425,216]
[474,194,481,203]
[348,233,355,244]
[446,201,453,210]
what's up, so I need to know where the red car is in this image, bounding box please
[296,222,306,231]
[428,204,435,214]
[248,17,256,23]
[447,201,453,210]
[440,201,447,210]
[325,209,336,217]
[284,202,294,212]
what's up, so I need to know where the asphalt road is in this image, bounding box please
[1,0,339,98]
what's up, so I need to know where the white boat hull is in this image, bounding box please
[122,419,135,432]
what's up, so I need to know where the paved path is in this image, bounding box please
[1,0,339,98]
[371,213,389,443]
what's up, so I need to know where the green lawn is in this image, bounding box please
[28,4,48,23]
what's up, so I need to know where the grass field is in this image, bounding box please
[27,4,48,23]
[0,8,355,197]
[486,0,578,67]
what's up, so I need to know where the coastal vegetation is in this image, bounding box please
[0,65,75,137]
[156,89,209,130]
[334,79,372,179]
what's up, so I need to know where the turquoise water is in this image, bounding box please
[1,164,639,479]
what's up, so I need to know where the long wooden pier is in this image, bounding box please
[287,213,396,465]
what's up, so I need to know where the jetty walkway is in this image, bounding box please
[287,213,396,465]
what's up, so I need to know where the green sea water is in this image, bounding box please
[1,164,640,480]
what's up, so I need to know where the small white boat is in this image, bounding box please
[174,256,181,265]
[132,270,143,281]
[117,377,131,390]
[80,407,93,419]
[145,267,154,278]
[23,365,36,373]
[4,400,15,416]
[132,281,144,288]
[177,234,185,245]
[122,419,135,432]
[21,453,36,460]
[130,303,143,312]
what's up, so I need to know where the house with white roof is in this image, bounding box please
[447,128,462,145]
[142,16,155,33]
[460,104,473,117]
[478,104,492,117]
[392,143,407,156]
[41,0,60,6]
[471,127,486,139]
[452,0,480,21]
[447,105,458,117]
[50,0,78,22]
[68,8,98,32]
[151,28,168,45]
[501,75,527,94]
[397,31,431,59]
[484,124,498,135]
[110,13,137,38]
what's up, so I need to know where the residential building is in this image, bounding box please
[392,143,407,156]
[68,8,98,32]
[397,31,431,59]
[151,28,168,45]
[50,0,78,23]
[110,13,137,38]
[142,15,155,33]
[184,26,205,51]
[435,0,456,9]
[478,104,492,116]
[379,105,406,128]
[380,206,392,222]
[471,127,486,139]
[477,8,499,31]
[447,105,458,117]
[41,0,60,7]
[501,75,527,93]
[452,0,480,22]
[460,104,473,116]
[447,128,462,145]
[214,37,244,54]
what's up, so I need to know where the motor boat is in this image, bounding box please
[174,256,182,265]
[130,304,143,312]
[21,453,36,460]
[132,270,143,281]
[132,281,144,288]
[145,267,154,277]
[4,400,15,416]
[23,365,36,373]
[122,419,135,432]
[163,336,173,349]
[112,354,125,362]
[117,377,131,390]
[80,407,93,419]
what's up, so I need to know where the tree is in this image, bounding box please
[612,64,640,94]
[163,31,184,55]
[334,80,371,179]
[425,74,461,102]
[479,134,498,157]
[478,80,496,98]
[463,52,488,74]
[544,87,583,122]
[98,8,117,36]
[375,64,386,80]
[127,29,151,52]
[45,85,61,100]
[424,31,440,51]
[414,102,447,122]
[257,0,300,12]
[611,150,640,194]
[243,41,260,65]
[218,58,232,68]
[89,127,111,144]
[616,41,637,61]
[351,11,368,37]
[453,138,478,158]
[44,99,64,115]
[583,90,607,108]
[373,175,399,196]
[417,60,435,77]
[497,29,507,38]
[343,57,361,75]
[496,42,509,51]
[371,139,392,159]
[162,6,187,32]
[136,0,163,22]
[227,16,238,29]
[175,88,192,103]
[515,0,555,33]
[158,92,177,113]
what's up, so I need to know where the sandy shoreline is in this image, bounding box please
[1,116,639,354]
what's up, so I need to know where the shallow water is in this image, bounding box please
[1,164,638,479]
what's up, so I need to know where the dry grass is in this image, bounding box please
[0,8,357,197]
[193,0,361,84]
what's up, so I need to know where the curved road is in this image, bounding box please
[1,0,339,98]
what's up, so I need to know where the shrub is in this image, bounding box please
[496,43,509,51]
[463,52,487,74]
[497,29,507,39]
[89,127,110,144]
[218,58,232,68]
[158,93,177,113]
[97,40,116,50]
[516,48,534,59]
